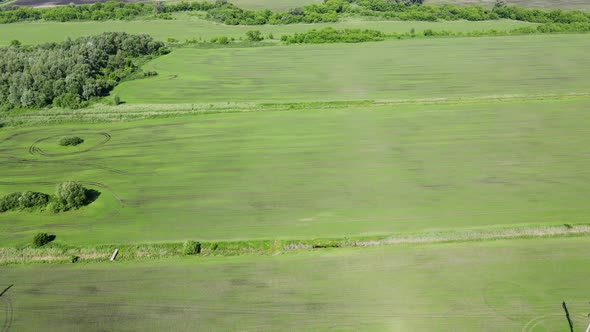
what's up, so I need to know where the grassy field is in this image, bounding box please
[2,97,590,246]
[112,34,590,104]
[0,14,537,47]
[2,237,590,330]
[426,0,590,11]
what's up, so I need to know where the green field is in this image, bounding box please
[2,97,590,246]
[1,2,589,330]
[0,15,536,47]
[112,34,590,104]
[2,237,590,331]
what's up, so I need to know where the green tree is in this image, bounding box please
[55,181,87,210]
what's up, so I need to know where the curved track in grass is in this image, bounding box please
[28,132,111,157]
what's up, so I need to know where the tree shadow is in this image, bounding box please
[84,189,101,206]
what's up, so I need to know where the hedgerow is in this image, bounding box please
[0,182,95,213]
[1,0,587,26]
[282,27,385,44]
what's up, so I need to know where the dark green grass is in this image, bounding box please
[2,237,590,330]
[1,98,590,246]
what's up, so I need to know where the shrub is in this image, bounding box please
[282,27,386,44]
[0,191,49,212]
[211,242,219,251]
[33,232,51,247]
[183,240,201,255]
[55,181,87,210]
[217,36,230,44]
[113,94,121,105]
[59,136,84,146]
[246,30,263,42]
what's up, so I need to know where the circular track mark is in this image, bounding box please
[29,132,111,157]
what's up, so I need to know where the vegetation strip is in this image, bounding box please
[1,0,589,26]
[1,224,589,265]
[2,93,589,127]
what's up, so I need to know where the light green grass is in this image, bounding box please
[426,0,590,11]
[112,34,590,104]
[2,237,590,330]
[0,15,537,46]
[2,97,590,246]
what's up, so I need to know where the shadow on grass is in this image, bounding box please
[84,189,101,206]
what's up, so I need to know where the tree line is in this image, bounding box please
[0,32,165,110]
[1,0,588,26]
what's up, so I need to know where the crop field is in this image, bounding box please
[2,237,590,331]
[0,15,537,47]
[1,0,590,330]
[113,34,590,104]
[2,97,590,246]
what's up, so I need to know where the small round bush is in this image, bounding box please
[183,240,201,255]
[33,232,51,247]
[59,136,84,146]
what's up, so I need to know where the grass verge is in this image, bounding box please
[2,224,588,265]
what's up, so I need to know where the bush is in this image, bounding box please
[55,181,87,211]
[246,30,263,42]
[59,136,84,146]
[113,94,121,105]
[183,240,201,255]
[0,191,49,212]
[33,232,51,247]
[217,36,230,44]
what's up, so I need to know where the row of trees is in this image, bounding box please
[0,181,93,213]
[0,32,165,110]
[1,0,588,26]
[352,0,590,23]
[281,27,386,44]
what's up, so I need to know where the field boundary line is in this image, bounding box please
[1,224,589,266]
[2,93,590,127]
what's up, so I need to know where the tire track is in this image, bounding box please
[29,132,111,157]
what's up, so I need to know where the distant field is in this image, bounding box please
[2,237,590,330]
[426,0,590,11]
[0,15,536,46]
[2,98,590,246]
[112,34,590,104]
[208,0,323,10]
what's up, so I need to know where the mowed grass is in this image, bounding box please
[0,14,536,46]
[426,0,590,11]
[113,34,590,104]
[2,98,590,246]
[2,237,590,331]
